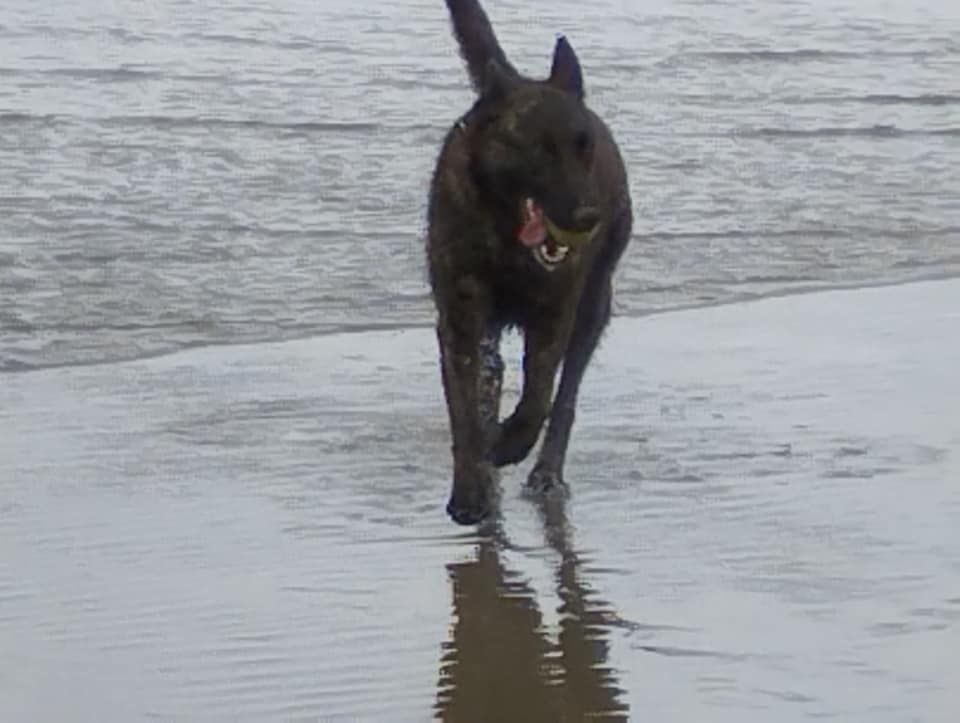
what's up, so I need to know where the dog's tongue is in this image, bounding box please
[517,199,547,248]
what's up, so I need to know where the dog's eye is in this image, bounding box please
[541,137,559,157]
[574,130,591,154]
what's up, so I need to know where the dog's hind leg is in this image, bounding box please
[477,322,504,449]
[488,321,570,468]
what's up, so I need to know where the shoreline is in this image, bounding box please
[3,272,959,376]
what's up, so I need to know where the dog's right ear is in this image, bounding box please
[480,58,518,100]
[548,35,584,99]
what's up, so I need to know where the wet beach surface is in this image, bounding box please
[4,278,959,721]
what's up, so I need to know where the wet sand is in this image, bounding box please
[3,278,959,722]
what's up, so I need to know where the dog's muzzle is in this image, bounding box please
[519,198,599,271]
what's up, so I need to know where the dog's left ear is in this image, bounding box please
[548,35,584,99]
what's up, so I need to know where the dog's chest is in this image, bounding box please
[489,248,581,325]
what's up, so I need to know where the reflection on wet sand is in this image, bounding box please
[435,495,628,722]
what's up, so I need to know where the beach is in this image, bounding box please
[3,278,958,721]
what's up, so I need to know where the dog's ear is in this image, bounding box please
[548,34,584,99]
[480,57,518,100]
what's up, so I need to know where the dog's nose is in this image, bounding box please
[573,206,601,231]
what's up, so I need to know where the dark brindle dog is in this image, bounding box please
[427,0,633,525]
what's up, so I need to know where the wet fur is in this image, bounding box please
[428,0,633,524]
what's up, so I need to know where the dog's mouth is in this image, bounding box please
[517,198,594,271]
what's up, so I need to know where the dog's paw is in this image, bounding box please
[524,464,569,498]
[489,414,541,467]
[446,465,498,526]
[446,499,491,526]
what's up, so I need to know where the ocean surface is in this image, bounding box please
[2,0,959,721]
[1,0,958,372]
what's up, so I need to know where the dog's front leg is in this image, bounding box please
[489,321,569,467]
[437,277,496,525]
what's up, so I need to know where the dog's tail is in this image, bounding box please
[444,0,518,93]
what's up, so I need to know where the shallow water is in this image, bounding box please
[3,279,959,721]
[1,0,959,371]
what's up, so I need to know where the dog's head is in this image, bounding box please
[466,37,601,271]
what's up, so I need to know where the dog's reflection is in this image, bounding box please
[435,495,628,721]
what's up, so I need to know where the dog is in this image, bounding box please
[426,0,633,525]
